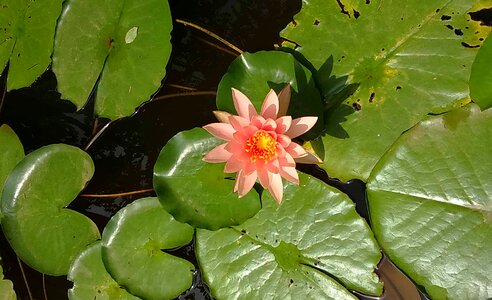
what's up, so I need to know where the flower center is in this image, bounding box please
[245,130,277,163]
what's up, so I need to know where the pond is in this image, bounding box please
[1,0,491,299]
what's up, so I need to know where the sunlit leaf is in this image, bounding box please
[0,144,100,275]
[196,173,382,299]
[68,241,140,300]
[0,124,24,221]
[153,128,261,230]
[281,0,491,181]
[0,0,63,90]
[216,51,324,140]
[367,104,492,299]
[470,33,492,110]
[101,197,195,300]
[52,0,172,119]
[0,256,15,300]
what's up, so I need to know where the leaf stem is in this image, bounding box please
[0,78,7,117]
[196,37,238,56]
[42,274,48,300]
[165,83,197,91]
[79,188,154,198]
[153,91,216,101]
[16,256,33,300]
[175,19,243,54]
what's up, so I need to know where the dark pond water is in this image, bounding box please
[0,0,429,299]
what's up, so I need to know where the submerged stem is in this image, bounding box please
[79,188,154,198]
[16,256,33,300]
[175,19,243,54]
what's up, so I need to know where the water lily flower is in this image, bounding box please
[203,85,322,203]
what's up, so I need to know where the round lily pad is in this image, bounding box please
[0,124,24,221]
[367,104,492,299]
[470,34,492,110]
[1,144,100,275]
[216,50,324,140]
[68,241,139,300]
[52,0,172,119]
[281,0,489,181]
[196,173,382,299]
[0,0,63,90]
[101,197,195,300]
[153,128,261,230]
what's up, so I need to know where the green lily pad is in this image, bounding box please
[101,197,195,300]
[0,124,24,221]
[470,33,492,110]
[0,0,63,90]
[68,241,140,300]
[0,256,15,300]
[216,51,324,140]
[153,128,261,230]
[367,104,492,300]
[281,0,491,181]
[196,173,382,299]
[1,144,100,275]
[52,0,172,119]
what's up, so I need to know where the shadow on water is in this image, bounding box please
[0,0,427,299]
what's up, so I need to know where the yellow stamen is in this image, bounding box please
[245,131,277,163]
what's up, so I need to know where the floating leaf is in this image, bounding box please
[101,197,195,300]
[196,173,382,299]
[0,0,63,90]
[153,128,261,230]
[1,144,100,275]
[0,124,24,221]
[52,0,172,119]
[281,0,491,181]
[367,104,492,299]
[0,256,15,300]
[470,33,492,110]
[216,51,324,140]
[68,241,139,300]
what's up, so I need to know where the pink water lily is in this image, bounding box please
[203,85,322,203]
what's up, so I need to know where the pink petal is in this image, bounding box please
[294,151,323,164]
[285,142,309,158]
[232,88,257,120]
[277,134,291,148]
[268,173,283,204]
[276,116,292,134]
[236,170,257,197]
[262,118,277,131]
[278,152,296,167]
[266,159,280,173]
[229,115,250,131]
[203,144,232,162]
[279,166,299,184]
[251,115,266,129]
[213,111,232,123]
[224,156,244,173]
[277,84,291,117]
[257,168,270,189]
[284,117,318,139]
[260,89,279,119]
[203,123,235,141]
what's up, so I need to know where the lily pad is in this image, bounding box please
[68,241,140,300]
[0,0,63,90]
[281,0,491,181]
[216,51,324,140]
[0,256,15,300]
[153,128,261,230]
[196,173,382,299]
[52,0,172,119]
[101,197,195,300]
[367,104,492,299]
[470,33,492,110]
[0,124,24,220]
[1,144,100,275]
